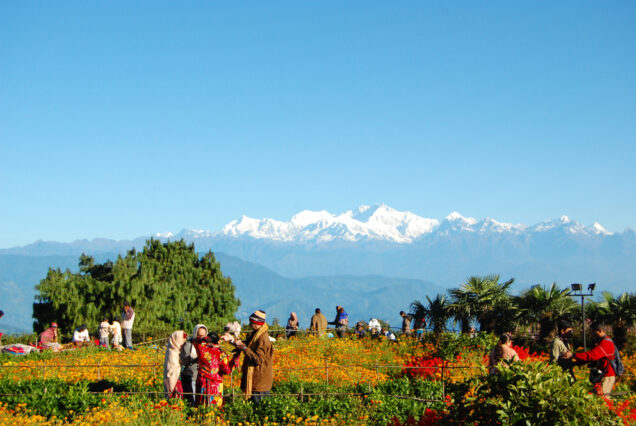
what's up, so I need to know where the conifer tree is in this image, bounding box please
[33,239,240,338]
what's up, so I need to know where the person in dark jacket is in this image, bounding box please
[180,324,208,406]
[235,310,273,403]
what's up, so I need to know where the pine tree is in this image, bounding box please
[33,239,240,338]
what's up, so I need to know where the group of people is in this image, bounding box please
[488,320,622,396]
[163,310,273,407]
[38,302,135,351]
[288,307,419,342]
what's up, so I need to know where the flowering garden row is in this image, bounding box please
[0,333,635,424]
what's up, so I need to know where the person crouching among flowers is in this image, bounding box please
[194,332,240,407]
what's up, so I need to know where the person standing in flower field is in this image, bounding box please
[98,318,110,348]
[550,319,575,378]
[329,306,349,338]
[180,323,208,407]
[400,311,412,337]
[193,331,239,407]
[572,323,618,396]
[309,308,328,337]
[234,310,273,403]
[163,330,187,399]
[285,312,299,339]
[121,301,135,349]
[110,318,123,350]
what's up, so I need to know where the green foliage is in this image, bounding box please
[516,283,577,343]
[420,331,496,360]
[446,361,620,425]
[410,294,451,333]
[449,274,515,333]
[33,239,240,338]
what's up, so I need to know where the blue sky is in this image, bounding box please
[1,2,635,247]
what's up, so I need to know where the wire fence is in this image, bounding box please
[0,360,633,403]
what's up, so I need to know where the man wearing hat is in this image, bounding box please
[40,322,62,351]
[235,310,273,403]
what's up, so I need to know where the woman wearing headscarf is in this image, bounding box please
[285,312,299,339]
[193,332,240,407]
[180,324,208,406]
[163,330,187,399]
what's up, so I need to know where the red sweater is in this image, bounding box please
[574,338,616,376]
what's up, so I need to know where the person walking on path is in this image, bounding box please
[180,324,208,406]
[285,312,299,339]
[488,333,520,375]
[163,330,187,399]
[572,323,618,396]
[121,302,135,349]
[234,310,273,403]
[550,319,575,378]
[309,308,328,337]
[193,332,239,407]
[328,306,349,338]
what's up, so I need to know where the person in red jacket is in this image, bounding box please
[573,323,616,396]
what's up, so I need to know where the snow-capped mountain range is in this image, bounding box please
[1,204,635,333]
[155,204,616,244]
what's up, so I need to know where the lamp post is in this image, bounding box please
[569,283,596,351]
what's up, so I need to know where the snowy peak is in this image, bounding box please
[221,204,438,243]
[157,206,617,245]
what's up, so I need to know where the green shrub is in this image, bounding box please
[446,361,620,425]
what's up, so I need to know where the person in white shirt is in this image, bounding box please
[122,301,135,349]
[110,320,123,350]
[368,318,382,337]
[72,325,91,346]
[98,318,111,348]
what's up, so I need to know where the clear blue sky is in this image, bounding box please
[1,2,635,248]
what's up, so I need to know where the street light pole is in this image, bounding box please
[569,283,596,351]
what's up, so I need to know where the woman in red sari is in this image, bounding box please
[193,332,240,407]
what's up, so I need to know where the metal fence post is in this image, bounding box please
[441,364,445,401]
[231,371,235,403]
[325,361,329,385]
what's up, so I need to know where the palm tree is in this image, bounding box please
[516,283,577,342]
[449,274,514,333]
[588,292,636,350]
[410,294,452,334]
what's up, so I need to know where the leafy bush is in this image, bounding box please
[446,361,621,425]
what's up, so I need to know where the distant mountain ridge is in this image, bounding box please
[1,204,634,333]
[0,252,442,333]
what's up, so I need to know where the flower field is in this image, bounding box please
[0,332,634,425]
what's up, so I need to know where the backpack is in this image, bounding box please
[599,338,625,377]
[610,345,625,377]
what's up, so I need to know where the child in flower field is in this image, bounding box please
[110,319,123,350]
[194,332,240,407]
[98,318,110,348]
